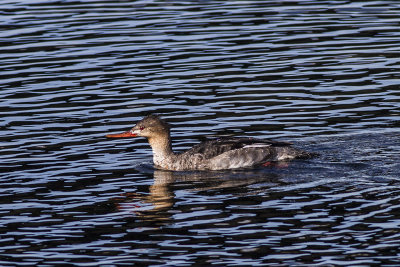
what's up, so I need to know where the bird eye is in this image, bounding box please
[140,126,145,130]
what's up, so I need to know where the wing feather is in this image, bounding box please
[182,137,291,160]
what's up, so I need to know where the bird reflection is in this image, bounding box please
[113,167,281,220]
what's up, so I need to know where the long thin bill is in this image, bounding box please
[106,131,137,138]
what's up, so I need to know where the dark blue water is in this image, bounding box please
[1,0,400,265]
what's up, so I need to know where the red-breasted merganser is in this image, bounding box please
[106,115,315,171]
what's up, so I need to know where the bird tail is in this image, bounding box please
[295,149,319,159]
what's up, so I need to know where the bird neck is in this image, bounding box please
[147,132,174,159]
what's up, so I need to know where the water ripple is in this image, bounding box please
[1,0,400,265]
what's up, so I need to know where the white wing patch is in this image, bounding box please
[243,143,271,148]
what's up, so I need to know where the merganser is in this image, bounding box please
[106,115,315,171]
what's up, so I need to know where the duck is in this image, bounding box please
[106,115,315,171]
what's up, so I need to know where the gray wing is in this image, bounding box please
[183,137,292,160]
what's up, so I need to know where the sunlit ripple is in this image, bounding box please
[1,0,400,265]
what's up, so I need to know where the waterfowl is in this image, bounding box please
[106,115,315,171]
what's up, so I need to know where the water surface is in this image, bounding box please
[1,0,400,265]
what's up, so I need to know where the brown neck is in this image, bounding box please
[147,132,174,157]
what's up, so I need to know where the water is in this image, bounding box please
[1,0,400,265]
